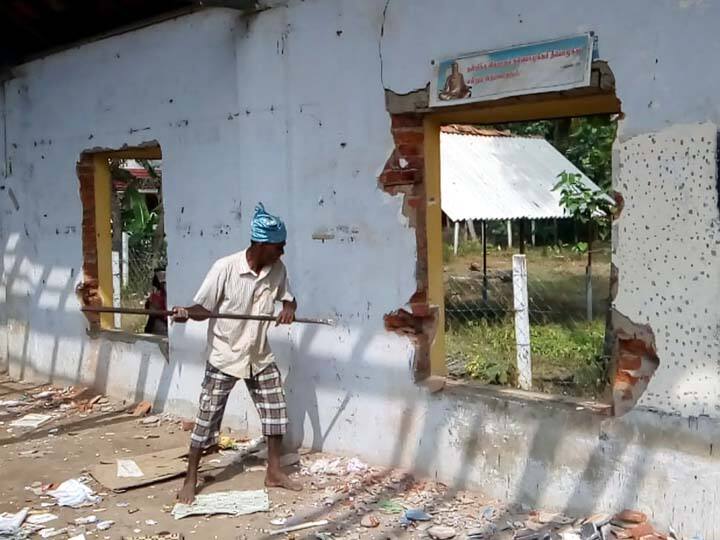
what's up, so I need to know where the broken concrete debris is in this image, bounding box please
[96,520,115,530]
[24,513,57,525]
[427,524,457,539]
[360,514,380,528]
[132,401,153,417]
[9,413,53,428]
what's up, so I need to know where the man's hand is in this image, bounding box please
[172,306,190,323]
[276,302,296,326]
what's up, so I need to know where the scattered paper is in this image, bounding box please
[68,535,86,540]
[346,457,368,474]
[308,458,345,476]
[117,459,144,478]
[38,528,67,539]
[10,414,52,428]
[0,508,28,535]
[25,513,57,525]
[0,400,23,407]
[47,479,100,508]
[172,490,269,520]
[73,516,97,525]
[96,520,114,530]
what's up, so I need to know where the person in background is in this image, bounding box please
[144,269,168,335]
[172,203,301,504]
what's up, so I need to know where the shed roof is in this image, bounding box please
[440,126,603,221]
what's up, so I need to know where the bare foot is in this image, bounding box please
[265,470,302,491]
[176,478,197,504]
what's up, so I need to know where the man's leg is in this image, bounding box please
[246,363,302,491]
[178,363,237,503]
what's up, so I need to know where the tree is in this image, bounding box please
[495,115,617,190]
[553,171,614,321]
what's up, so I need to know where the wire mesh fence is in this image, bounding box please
[444,245,611,397]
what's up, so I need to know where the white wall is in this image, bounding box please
[3,1,720,534]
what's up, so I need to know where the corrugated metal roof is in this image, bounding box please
[441,130,603,221]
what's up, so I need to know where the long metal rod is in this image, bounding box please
[81,305,334,326]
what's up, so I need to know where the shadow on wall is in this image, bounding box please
[2,231,179,408]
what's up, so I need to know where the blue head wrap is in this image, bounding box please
[251,203,287,244]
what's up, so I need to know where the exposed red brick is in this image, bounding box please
[132,401,152,417]
[615,510,647,524]
[77,154,101,330]
[391,114,424,128]
[628,522,655,539]
[615,371,639,385]
[384,309,422,335]
[378,113,435,379]
[393,129,424,145]
[395,156,424,170]
[411,303,431,317]
[406,195,423,209]
[612,190,625,219]
[611,316,660,416]
[619,338,652,356]
[617,352,642,371]
[397,144,423,157]
[381,169,420,186]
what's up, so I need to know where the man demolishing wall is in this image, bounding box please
[172,203,301,503]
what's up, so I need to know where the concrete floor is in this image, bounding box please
[0,375,663,540]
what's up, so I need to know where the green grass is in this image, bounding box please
[443,242,611,398]
[446,319,608,397]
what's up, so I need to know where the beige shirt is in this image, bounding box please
[193,250,294,378]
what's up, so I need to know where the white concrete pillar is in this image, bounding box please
[513,254,531,390]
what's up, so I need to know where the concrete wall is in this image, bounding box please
[3,1,720,536]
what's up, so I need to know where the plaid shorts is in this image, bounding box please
[190,362,288,449]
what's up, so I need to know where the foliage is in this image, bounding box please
[121,187,159,245]
[495,119,554,139]
[564,115,617,191]
[109,159,164,249]
[446,319,517,385]
[496,115,617,190]
[553,171,614,251]
[446,318,607,395]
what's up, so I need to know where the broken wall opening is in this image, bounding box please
[441,116,617,400]
[77,144,168,338]
[380,61,650,414]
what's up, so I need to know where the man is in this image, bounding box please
[144,269,168,336]
[439,61,472,101]
[173,203,301,504]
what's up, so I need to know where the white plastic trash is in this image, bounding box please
[0,508,29,535]
[46,479,100,508]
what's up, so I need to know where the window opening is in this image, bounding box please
[110,158,167,335]
[441,115,617,399]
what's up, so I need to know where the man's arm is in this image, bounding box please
[172,304,212,323]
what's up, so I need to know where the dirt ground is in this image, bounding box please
[0,376,667,540]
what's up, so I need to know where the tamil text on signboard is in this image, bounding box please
[430,34,593,107]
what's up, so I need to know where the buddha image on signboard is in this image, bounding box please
[439,61,472,101]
